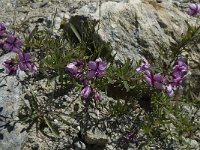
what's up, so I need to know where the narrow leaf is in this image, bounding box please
[70,23,81,43]
[44,116,59,137]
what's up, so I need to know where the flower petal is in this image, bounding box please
[81,86,91,99]
[6,34,16,43]
[87,70,96,79]
[98,61,107,71]
[88,61,97,70]
[3,42,12,51]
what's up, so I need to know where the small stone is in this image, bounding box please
[40,0,49,8]
[190,139,199,148]
[76,126,81,131]
[30,3,40,9]
[83,128,109,146]
[74,141,86,150]
[54,17,62,30]
[6,3,12,6]
[24,91,32,100]
[107,145,114,150]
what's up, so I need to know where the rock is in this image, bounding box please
[40,0,49,8]
[83,128,109,146]
[190,139,199,149]
[76,0,192,64]
[30,0,49,9]
[0,53,27,150]
[30,3,40,9]
[74,141,86,150]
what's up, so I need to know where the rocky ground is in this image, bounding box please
[0,0,200,150]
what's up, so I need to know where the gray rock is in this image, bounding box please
[30,0,48,9]
[76,0,192,64]
[83,128,109,146]
[40,0,49,8]
[30,3,40,9]
[74,141,86,150]
[190,139,199,149]
[0,53,27,150]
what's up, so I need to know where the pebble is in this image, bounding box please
[190,139,199,148]
[74,141,86,150]
[40,0,49,8]
[30,3,40,9]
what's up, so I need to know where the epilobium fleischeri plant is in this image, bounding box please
[66,58,107,100]
[136,57,188,97]
[0,5,199,148]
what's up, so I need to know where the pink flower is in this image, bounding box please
[187,3,200,16]
[165,84,174,97]
[145,70,153,86]
[65,60,84,81]
[2,34,23,53]
[18,52,37,73]
[145,71,165,90]
[153,74,165,90]
[136,63,150,72]
[3,59,18,75]
[87,58,107,79]
[81,85,92,99]
[66,62,78,75]
[171,57,187,88]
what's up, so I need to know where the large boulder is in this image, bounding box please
[77,0,192,63]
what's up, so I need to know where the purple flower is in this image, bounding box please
[165,84,174,97]
[187,3,200,16]
[145,70,153,86]
[81,85,92,99]
[154,74,166,90]
[2,34,23,53]
[136,63,150,72]
[0,23,6,37]
[3,59,18,75]
[66,60,84,81]
[87,58,107,79]
[171,57,187,88]
[145,71,165,90]
[66,62,78,75]
[18,52,37,73]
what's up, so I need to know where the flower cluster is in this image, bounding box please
[136,57,188,97]
[87,58,107,79]
[66,58,107,101]
[66,60,84,81]
[166,57,188,96]
[2,34,23,53]
[187,3,200,16]
[0,22,37,75]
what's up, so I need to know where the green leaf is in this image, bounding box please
[44,116,59,137]
[123,81,130,92]
[70,23,81,43]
